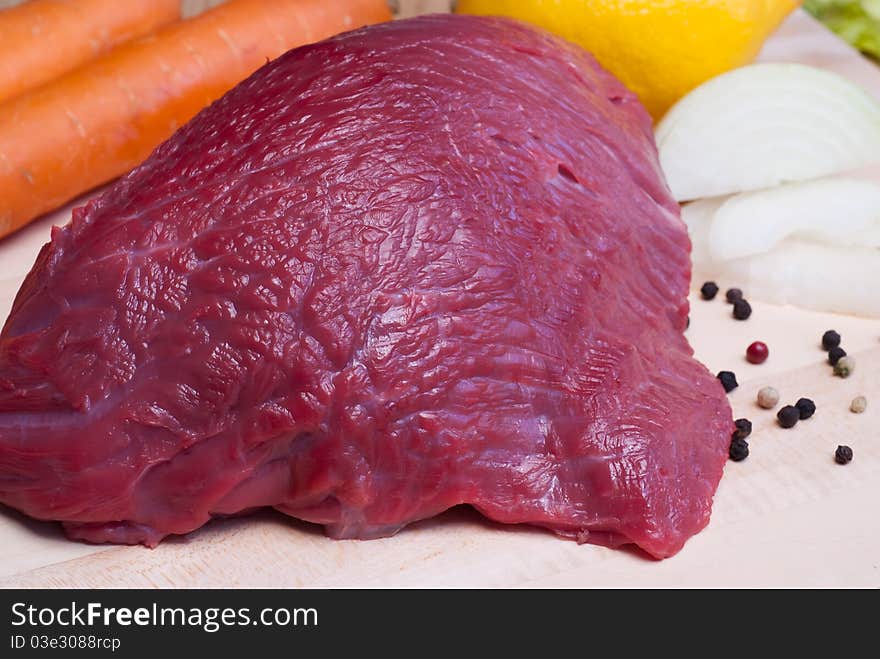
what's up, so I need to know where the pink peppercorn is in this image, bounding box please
[746,341,769,364]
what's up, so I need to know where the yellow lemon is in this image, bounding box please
[456,0,801,118]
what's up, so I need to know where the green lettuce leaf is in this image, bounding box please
[805,0,880,59]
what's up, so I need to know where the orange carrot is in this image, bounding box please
[0,0,180,104]
[0,0,392,239]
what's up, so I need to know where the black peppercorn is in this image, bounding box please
[835,445,853,465]
[828,346,846,366]
[733,418,752,440]
[729,438,749,462]
[717,370,738,393]
[732,299,752,320]
[700,281,719,300]
[795,397,816,420]
[777,405,800,428]
[821,330,841,350]
[725,287,743,304]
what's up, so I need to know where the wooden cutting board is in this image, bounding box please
[0,10,878,587]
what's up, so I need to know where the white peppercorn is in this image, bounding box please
[757,386,779,409]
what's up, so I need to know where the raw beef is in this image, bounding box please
[0,14,732,558]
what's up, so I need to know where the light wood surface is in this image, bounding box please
[0,9,878,587]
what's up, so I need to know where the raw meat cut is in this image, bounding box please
[0,14,733,559]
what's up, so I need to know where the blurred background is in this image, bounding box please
[0,1,877,58]
[0,0,452,17]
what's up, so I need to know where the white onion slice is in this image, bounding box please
[656,63,880,202]
[704,240,880,318]
[707,177,880,261]
[681,197,723,266]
